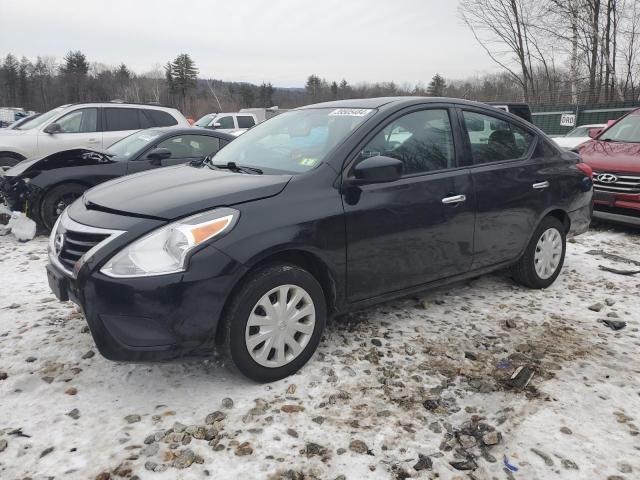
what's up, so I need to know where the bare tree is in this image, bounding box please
[459,0,539,102]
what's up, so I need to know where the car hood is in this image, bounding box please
[5,148,118,177]
[553,136,590,149]
[0,129,30,137]
[83,164,292,220]
[578,140,640,173]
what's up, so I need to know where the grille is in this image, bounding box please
[58,230,110,272]
[593,172,640,194]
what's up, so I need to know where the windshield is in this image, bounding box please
[194,114,216,127]
[15,105,69,130]
[599,114,640,143]
[107,130,163,158]
[566,126,590,137]
[209,107,374,173]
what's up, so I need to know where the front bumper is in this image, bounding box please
[0,174,43,220]
[46,210,248,362]
[593,189,640,227]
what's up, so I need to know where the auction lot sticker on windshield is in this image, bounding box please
[329,108,372,117]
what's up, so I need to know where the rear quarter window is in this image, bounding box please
[145,109,178,127]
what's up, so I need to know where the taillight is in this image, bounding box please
[576,162,593,178]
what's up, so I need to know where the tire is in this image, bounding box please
[40,183,87,231]
[512,216,566,289]
[224,263,326,382]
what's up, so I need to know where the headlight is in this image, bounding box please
[100,207,239,278]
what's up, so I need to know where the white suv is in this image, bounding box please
[0,103,189,167]
[193,112,258,136]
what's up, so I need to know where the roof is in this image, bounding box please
[144,126,235,141]
[297,96,511,111]
[65,101,178,110]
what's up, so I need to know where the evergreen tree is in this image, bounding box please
[2,54,20,105]
[18,57,31,106]
[330,81,338,99]
[339,79,349,99]
[305,74,323,102]
[59,50,89,101]
[258,82,274,107]
[239,84,255,107]
[427,73,447,96]
[168,53,198,112]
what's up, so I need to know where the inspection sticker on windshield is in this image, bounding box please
[298,158,319,167]
[329,108,372,117]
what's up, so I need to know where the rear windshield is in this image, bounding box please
[599,114,640,143]
[209,108,375,174]
[107,130,163,158]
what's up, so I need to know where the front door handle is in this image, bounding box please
[87,138,100,143]
[441,194,466,205]
[533,181,550,190]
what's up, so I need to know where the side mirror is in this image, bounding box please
[350,155,403,185]
[146,147,172,165]
[588,128,603,139]
[211,122,222,129]
[44,123,62,134]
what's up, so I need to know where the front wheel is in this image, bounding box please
[40,183,87,231]
[512,216,566,289]
[224,264,326,382]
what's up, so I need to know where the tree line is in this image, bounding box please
[1,0,638,119]
[459,0,640,104]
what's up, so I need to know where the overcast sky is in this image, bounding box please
[0,0,499,87]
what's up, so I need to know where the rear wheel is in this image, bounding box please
[224,263,326,382]
[512,216,566,289]
[40,184,86,231]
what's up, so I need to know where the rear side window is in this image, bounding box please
[463,111,534,164]
[237,116,256,128]
[105,108,142,131]
[145,109,178,127]
[156,135,220,158]
[358,109,456,175]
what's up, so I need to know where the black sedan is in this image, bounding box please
[0,127,234,230]
[45,97,593,382]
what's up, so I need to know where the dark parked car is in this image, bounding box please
[1,127,234,230]
[45,97,593,382]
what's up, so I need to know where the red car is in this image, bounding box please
[578,108,640,226]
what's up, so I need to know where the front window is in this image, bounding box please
[358,109,455,175]
[56,108,98,133]
[599,114,640,143]
[209,108,375,174]
[216,116,235,129]
[107,130,163,158]
[15,105,69,130]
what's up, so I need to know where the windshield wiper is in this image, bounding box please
[210,161,263,175]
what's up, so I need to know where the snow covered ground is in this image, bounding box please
[0,226,639,480]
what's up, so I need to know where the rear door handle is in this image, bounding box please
[441,194,466,205]
[533,181,550,190]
